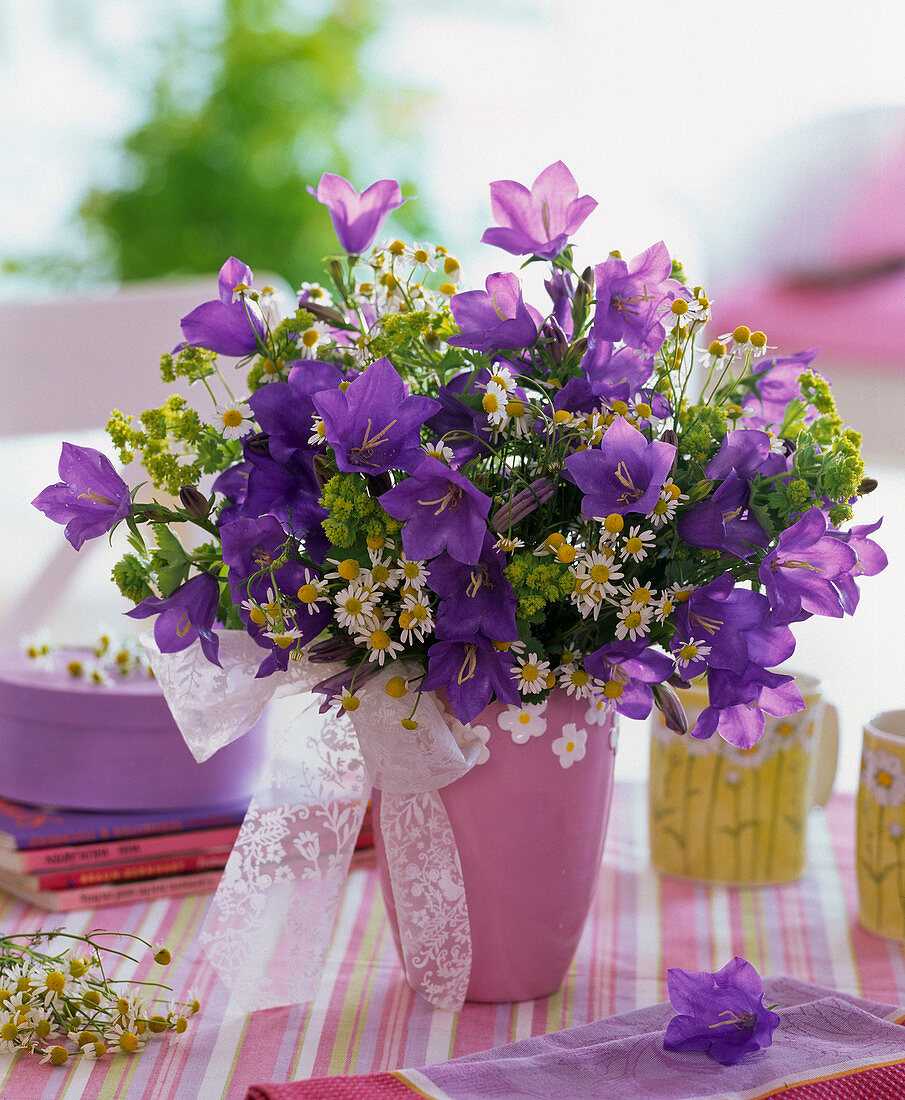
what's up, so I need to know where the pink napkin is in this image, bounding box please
[245,979,905,1099]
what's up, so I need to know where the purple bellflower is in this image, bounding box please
[480,160,597,260]
[447,273,543,354]
[179,257,266,357]
[545,270,575,337]
[427,533,518,642]
[33,443,132,551]
[423,636,520,724]
[583,640,675,720]
[664,957,780,1066]
[691,666,804,747]
[826,518,888,614]
[581,340,654,398]
[248,360,343,463]
[307,173,406,255]
[380,457,492,565]
[758,509,859,623]
[673,573,769,677]
[743,348,820,430]
[704,429,788,481]
[565,417,676,519]
[127,572,221,667]
[590,242,684,354]
[312,357,440,475]
[678,475,770,559]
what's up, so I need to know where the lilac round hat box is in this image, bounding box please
[0,650,267,811]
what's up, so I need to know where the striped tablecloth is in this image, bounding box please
[1,783,903,1099]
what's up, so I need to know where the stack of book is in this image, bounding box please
[0,796,248,911]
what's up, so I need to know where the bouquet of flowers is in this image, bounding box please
[34,161,885,749]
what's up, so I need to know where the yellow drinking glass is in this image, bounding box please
[648,673,837,884]
[857,710,905,940]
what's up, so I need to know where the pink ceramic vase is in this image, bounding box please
[373,689,617,1003]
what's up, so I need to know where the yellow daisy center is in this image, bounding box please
[603,680,623,699]
[337,559,360,580]
[520,664,539,683]
[297,584,319,603]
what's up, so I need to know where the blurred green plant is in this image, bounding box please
[10,0,428,288]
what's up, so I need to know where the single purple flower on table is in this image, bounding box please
[428,533,518,642]
[664,957,780,1066]
[32,443,132,551]
[691,667,804,748]
[678,475,770,559]
[673,573,769,677]
[590,242,684,354]
[583,640,675,720]
[447,273,543,354]
[480,161,597,260]
[759,509,859,623]
[248,360,343,463]
[565,417,676,519]
[742,348,820,430]
[312,357,440,475]
[307,173,406,255]
[126,572,221,667]
[826,517,888,614]
[423,636,520,724]
[179,257,266,357]
[380,457,492,565]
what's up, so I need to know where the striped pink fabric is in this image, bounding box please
[0,785,902,1099]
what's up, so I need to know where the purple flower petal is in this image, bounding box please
[308,173,406,255]
[32,443,132,551]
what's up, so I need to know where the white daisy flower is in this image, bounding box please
[666,581,695,604]
[552,723,587,768]
[621,526,656,561]
[355,620,404,666]
[497,702,547,744]
[572,549,624,596]
[297,320,331,357]
[401,242,438,272]
[213,399,252,440]
[512,652,550,695]
[480,381,510,428]
[308,415,327,447]
[421,442,456,464]
[298,281,332,304]
[621,583,656,607]
[653,594,676,622]
[700,338,731,372]
[482,364,517,394]
[361,553,394,592]
[558,663,595,699]
[295,570,329,614]
[615,603,653,642]
[649,490,680,526]
[263,625,303,650]
[570,580,609,621]
[105,1019,145,1055]
[438,250,462,284]
[324,556,364,583]
[399,592,434,643]
[391,555,429,589]
[333,583,377,632]
[674,640,711,674]
[494,535,525,553]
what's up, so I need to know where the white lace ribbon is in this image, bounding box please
[145,636,482,1014]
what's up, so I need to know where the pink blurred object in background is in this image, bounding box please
[708,106,905,369]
